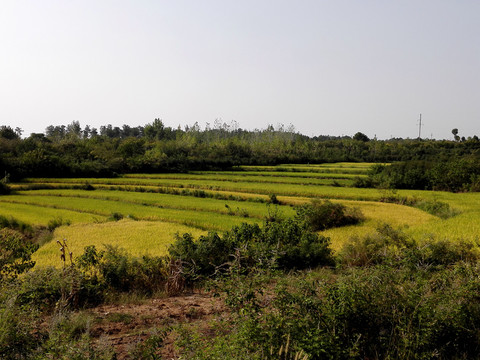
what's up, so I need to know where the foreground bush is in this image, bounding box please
[168,218,334,282]
[176,255,480,359]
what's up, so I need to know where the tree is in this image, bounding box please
[0,126,19,140]
[66,120,82,140]
[14,127,23,138]
[144,119,166,139]
[353,132,370,142]
[452,128,460,142]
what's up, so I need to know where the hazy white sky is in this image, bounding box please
[1,0,479,139]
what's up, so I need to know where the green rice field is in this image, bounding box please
[3,162,480,267]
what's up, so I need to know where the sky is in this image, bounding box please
[1,0,479,140]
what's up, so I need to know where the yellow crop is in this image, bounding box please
[32,220,205,268]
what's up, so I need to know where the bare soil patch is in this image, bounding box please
[89,291,227,359]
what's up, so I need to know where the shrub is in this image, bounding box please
[338,224,480,269]
[0,182,10,195]
[108,212,123,221]
[76,245,167,295]
[189,260,480,360]
[414,199,459,219]
[47,217,71,231]
[0,229,38,281]
[0,297,42,359]
[0,215,32,234]
[268,193,280,205]
[81,182,95,191]
[296,199,364,231]
[168,218,334,282]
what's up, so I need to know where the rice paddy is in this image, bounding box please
[3,162,479,268]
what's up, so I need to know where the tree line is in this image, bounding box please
[1,120,480,186]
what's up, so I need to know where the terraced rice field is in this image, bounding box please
[3,162,480,267]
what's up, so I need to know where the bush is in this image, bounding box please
[0,297,42,359]
[76,245,168,295]
[338,224,480,269]
[168,218,334,282]
[183,257,480,360]
[47,217,71,231]
[296,199,364,231]
[414,199,459,219]
[0,182,10,195]
[0,229,38,281]
[0,215,32,234]
[108,212,123,221]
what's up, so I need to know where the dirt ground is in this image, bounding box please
[88,291,227,359]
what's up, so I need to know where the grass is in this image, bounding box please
[15,189,297,219]
[18,178,384,199]
[129,171,367,180]
[0,201,105,226]
[32,219,205,268]
[0,194,260,231]
[6,162,480,265]
[21,175,354,188]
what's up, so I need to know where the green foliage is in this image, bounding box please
[414,198,459,219]
[47,216,71,231]
[3,118,480,179]
[169,218,334,282]
[0,215,32,234]
[0,296,41,359]
[16,266,68,310]
[296,199,364,231]
[180,240,480,360]
[365,157,480,192]
[0,229,38,281]
[268,193,280,204]
[338,224,480,269]
[76,245,167,295]
[128,329,166,360]
[353,131,370,142]
[108,212,123,221]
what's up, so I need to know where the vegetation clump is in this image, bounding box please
[168,217,334,282]
[1,214,480,359]
[0,182,10,195]
[295,199,364,231]
[364,157,480,192]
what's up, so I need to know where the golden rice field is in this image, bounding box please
[3,162,480,268]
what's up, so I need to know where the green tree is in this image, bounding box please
[452,128,460,141]
[144,118,165,140]
[353,132,370,142]
[0,126,19,140]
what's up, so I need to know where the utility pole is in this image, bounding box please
[417,114,423,139]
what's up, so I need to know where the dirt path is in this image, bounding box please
[89,291,227,359]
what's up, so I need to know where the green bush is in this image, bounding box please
[0,229,38,282]
[0,297,42,359]
[296,199,364,231]
[108,212,124,221]
[338,224,480,269]
[47,217,71,231]
[181,259,480,360]
[0,215,32,234]
[169,218,334,282]
[76,245,167,295]
[414,199,459,219]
